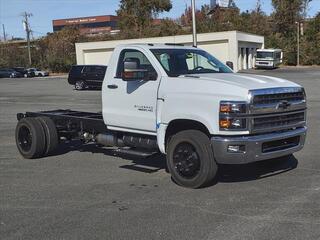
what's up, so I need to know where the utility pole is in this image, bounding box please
[22,12,33,66]
[191,0,197,47]
[295,21,300,67]
[2,24,6,42]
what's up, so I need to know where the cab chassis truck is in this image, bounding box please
[15,44,307,188]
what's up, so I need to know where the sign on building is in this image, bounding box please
[210,0,234,8]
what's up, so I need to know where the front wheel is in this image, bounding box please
[166,130,218,188]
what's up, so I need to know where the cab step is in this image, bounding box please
[114,148,158,157]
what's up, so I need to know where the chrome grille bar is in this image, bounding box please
[248,87,306,133]
[249,87,306,114]
[253,92,304,105]
[252,111,305,133]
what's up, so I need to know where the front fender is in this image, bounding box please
[160,93,219,134]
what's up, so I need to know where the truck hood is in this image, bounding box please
[161,73,301,102]
[181,73,300,90]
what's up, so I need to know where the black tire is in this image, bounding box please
[166,130,218,188]
[75,80,86,90]
[36,116,59,155]
[15,118,46,159]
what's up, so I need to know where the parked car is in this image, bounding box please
[26,68,36,77]
[0,68,23,78]
[25,68,36,77]
[12,67,34,78]
[68,65,107,90]
[27,68,49,77]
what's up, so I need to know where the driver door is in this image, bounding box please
[104,49,160,134]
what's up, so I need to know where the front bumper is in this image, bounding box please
[211,127,307,164]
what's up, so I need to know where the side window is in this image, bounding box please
[154,53,171,71]
[94,66,105,75]
[71,66,81,75]
[83,66,91,73]
[116,49,157,78]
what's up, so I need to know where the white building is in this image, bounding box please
[75,31,264,72]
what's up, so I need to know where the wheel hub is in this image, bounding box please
[18,126,32,152]
[173,142,200,179]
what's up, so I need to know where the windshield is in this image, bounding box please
[151,49,233,77]
[257,52,274,59]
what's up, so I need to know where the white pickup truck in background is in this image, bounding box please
[15,44,307,188]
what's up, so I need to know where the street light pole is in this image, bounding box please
[191,0,197,47]
[296,21,300,67]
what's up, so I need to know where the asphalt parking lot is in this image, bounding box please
[1,67,320,240]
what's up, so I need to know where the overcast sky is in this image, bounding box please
[0,0,319,39]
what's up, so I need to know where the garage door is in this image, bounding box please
[83,50,113,65]
[198,41,229,64]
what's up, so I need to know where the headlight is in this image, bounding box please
[219,101,247,130]
[219,118,247,130]
[220,101,247,114]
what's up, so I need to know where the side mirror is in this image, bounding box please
[122,69,149,81]
[122,58,157,81]
[226,61,234,70]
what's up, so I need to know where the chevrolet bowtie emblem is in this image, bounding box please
[277,100,291,110]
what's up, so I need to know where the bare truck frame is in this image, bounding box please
[16,110,158,159]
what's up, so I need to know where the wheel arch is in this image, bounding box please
[164,119,211,151]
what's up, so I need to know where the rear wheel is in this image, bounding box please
[36,117,59,155]
[15,118,46,159]
[166,130,218,188]
[75,80,86,90]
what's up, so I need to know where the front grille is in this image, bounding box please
[262,136,300,153]
[253,111,305,131]
[253,91,304,105]
[248,88,306,133]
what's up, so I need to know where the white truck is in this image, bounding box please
[15,44,307,188]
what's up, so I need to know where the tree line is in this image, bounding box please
[0,0,319,72]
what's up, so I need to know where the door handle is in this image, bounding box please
[107,84,118,89]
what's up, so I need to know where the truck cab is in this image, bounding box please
[15,44,307,188]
